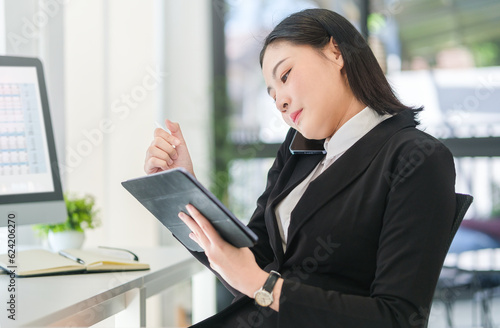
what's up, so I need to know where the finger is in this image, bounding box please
[185,204,220,244]
[146,145,175,166]
[151,136,178,160]
[154,127,181,147]
[144,157,169,174]
[189,232,200,244]
[178,211,210,247]
[165,120,185,146]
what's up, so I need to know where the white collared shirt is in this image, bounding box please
[275,107,392,252]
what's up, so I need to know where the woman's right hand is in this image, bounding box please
[144,119,195,177]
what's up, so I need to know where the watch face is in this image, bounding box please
[255,291,273,307]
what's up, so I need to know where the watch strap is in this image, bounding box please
[262,270,281,292]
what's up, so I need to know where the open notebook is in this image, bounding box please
[0,248,150,277]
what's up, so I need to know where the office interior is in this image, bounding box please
[1,0,500,327]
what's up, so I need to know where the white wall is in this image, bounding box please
[62,0,213,250]
[0,0,5,54]
[63,0,108,246]
[158,1,216,325]
[156,0,214,245]
[64,0,155,248]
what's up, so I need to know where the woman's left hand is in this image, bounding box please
[178,204,268,297]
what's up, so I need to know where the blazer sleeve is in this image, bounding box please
[181,128,296,296]
[278,136,456,328]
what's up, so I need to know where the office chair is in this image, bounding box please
[447,194,474,251]
[435,194,500,328]
[434,193,474,328]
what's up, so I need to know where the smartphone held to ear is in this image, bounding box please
[289,131,326,155]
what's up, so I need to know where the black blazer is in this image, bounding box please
[190,109,456,328]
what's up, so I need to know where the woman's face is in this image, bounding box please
[262,40,364,140]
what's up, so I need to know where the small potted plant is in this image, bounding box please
[33,193,100,251]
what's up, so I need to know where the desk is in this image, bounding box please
[0,247,204,327]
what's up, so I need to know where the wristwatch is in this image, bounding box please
[254,270,281,307]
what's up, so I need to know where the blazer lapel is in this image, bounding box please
[274,154,324,203]
[265,153,323,263]
[285,110,416,251]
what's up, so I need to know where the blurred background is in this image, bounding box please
[1,0,500,327]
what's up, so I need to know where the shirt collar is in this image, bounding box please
[323,107,391,161]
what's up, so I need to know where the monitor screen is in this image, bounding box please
[0,56,66,227]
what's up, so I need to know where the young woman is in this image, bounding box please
[144,8,456,328]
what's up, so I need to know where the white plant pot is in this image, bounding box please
[48,230,85,252]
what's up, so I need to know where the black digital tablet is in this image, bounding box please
[121,168,258,252]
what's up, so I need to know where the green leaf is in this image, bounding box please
[32,192,100,238]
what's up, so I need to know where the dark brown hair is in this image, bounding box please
[260,8,422,118]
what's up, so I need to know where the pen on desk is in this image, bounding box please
[59,251,85,265]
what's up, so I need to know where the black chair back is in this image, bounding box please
[445,193,474,252]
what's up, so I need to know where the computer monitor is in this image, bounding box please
[0,56,66,227]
